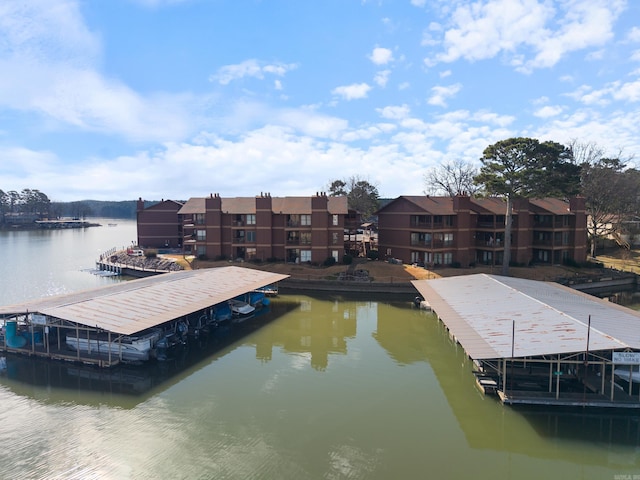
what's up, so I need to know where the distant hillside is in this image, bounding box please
[51,200,163,219]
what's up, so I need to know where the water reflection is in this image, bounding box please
[0,305,297,408]
[0,293,638,478]
[253,297,356,370]
[420,308,640,468]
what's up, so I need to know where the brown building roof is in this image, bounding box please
[380,196,456,215]
[469,197,507,215]
[221,197,257,214]
[177,197,205,215]
[177,196,348,215]
[529,198,572,215]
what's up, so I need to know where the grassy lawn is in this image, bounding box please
[162,247,640,284]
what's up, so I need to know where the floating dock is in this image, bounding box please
[0,267,288,367]
[413,274,640,409]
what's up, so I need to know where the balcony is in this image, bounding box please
[475,239,503,248]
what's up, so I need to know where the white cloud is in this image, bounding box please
[369,47,394,65]
[431,0,625,73]
[534,105,564,118]
[612,80,640,102]
[567,79,640,106]
[0,0,196,142]
[128,0,189,7]
[374,70,391,87]
[411,0,427,7]
[427,83,462,107]
[210,60,298,85]
[331,83,372,100]
[376,104,410,120]
[628,26,640,43]
[439,70,452,78]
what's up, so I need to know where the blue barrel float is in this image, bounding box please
[5,321,27,348]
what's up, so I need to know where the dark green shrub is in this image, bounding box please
[343,254,353,265]
[562,257,580,268]
[367,250,379,260]
[323,256,337,267]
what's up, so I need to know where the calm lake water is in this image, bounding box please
[0,220,638,479]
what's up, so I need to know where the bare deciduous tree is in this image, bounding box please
[424,159,481,197]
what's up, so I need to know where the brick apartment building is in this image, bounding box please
[136,199,184,249]
[137,193,349,264]
[377,195,587,267]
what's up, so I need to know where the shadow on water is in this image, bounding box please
[409,309,640,465]
[515,405,640,446]
[0,299,301,408]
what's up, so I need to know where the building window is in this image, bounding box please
[195,213,205,225]
[444,233,454,246]
[444,252,452,265]
[246,247,257,259]
[332,250,339,262]
[332,232,339,244]
[332,214,338,226]
[301,214,311,226]
[246,214,256,225]
[196,230,206,241]
[287,232,300,244]
[196,245,206,257]
[301,232,312,245]
[481,251,493,264]
[301,250,312,262]
[434,253,443,265]
[536,250,549,262]
[411,232,432,246]
[411,215,430,226]
[246,230,256,242]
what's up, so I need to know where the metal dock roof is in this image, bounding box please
[0,267,289,336]
[412,274,640,360]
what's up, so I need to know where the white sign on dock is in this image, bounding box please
[31,314,47,325]
[612,352,640,365]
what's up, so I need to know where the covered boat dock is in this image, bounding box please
[412,274,640,408]
[0,266,288,367]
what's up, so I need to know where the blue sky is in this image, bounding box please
[1,0,639,202]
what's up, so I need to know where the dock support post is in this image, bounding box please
[502,358,507,397]
[611,363,615,401]
[549,362,553,393]
[76,323,80,361]
[555,357,560,400]
[601,362,605,395]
